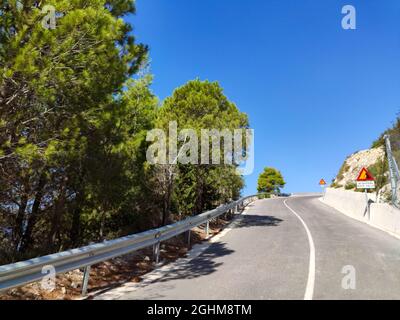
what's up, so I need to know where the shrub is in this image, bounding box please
[345,183,356,190]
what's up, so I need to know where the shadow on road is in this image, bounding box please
[91,213,283,299]
[146,215,283,285]
[90,242,235,299]
[152,242,234,283]
[235,214,283,228]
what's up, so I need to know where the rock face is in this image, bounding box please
[333,146,392,203]
[334,146,385,186]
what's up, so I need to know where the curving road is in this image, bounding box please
[97,196,400,300]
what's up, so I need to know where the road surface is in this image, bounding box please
[96,196,400,300]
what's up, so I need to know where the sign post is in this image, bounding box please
[356,167,375,220]
[319,179,327,199]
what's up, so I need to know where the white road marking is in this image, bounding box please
[93,205,253,300]
[284,199,316,301]
[209,206,250,243]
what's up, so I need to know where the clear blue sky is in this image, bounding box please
[129,0,400,195]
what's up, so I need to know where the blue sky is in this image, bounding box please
[129,0,400,195]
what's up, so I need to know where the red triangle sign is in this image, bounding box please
[319,179,327,186]
[356,167,375,181]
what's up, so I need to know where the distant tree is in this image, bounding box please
[257,167,286,195]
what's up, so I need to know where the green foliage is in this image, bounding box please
[257,167,286,195]
[158,79,248,131]
[336,161,350,182]
[345,182,356,190]
[0,4,249,263]
[368,158,388,193]
[0,0,154,262]
[372,114,400,148]
[147,80,249,223]
[372,138,385,149]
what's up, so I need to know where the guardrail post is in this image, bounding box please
[187,230,191,248]
[385,135,400,207]
[153,242,161,264]
[81,265,91,296]
[365,189,371,220]
[205,220,210,239]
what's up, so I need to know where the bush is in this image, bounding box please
[345,183,356,190]
[368,158,388,193]
[330,182,343,189]
[336,162,350,181]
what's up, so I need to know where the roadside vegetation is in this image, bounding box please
[257,167,286,197]
[0,1,248,265]
[332,114,400,197]
[371,115,400,149]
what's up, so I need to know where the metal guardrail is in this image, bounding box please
[0,194,261,295]
[385,135,400,208]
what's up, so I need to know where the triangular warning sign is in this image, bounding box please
[356,167,375,181]
[319,179,327,186]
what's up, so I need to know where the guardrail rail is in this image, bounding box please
[0,194,262,295]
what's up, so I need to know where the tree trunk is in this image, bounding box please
[13,194,28,249]
[70,195,83,247]
[47,183,66,252]
[161,166,174,226]
[69,173,85,247]
[194,167,205,215]
[19,172,46,253]
[162,185,172,226]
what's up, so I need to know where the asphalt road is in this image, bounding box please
[98,196,400,300]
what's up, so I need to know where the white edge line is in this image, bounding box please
[284,199,316,301]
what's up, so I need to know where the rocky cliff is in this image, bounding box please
[332,146,390,203]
